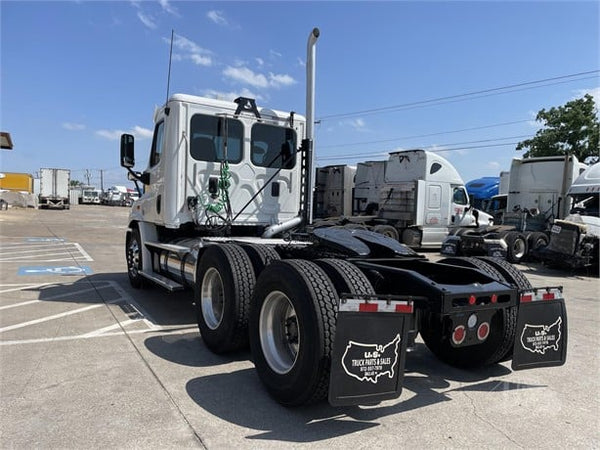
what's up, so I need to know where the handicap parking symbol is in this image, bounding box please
[18,266,93,276]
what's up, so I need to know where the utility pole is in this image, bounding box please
[85,169,91,186]
[100,169,104,191]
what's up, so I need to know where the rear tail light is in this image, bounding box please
[477,322,490,341]
[542,292,555,300]
[468,295,476,305]
[452,325,466,345]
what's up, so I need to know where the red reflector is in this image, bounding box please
[359,303,378,312]
[469,295,477,305]
[452,325,466,345]
[491,294,498,304]
[395,304,413,314]
[477,322,490,341]
[542,292,555,300]
[521,294,533,303]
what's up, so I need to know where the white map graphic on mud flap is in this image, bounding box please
[341,334,401,383]
[520,317,562,355]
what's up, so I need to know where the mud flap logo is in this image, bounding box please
[341,334,401,383]
[520,317,562,355]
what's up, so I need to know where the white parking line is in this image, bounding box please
[0,304,103,333]
[0,326,196,346]
[0,240,93,262]
[0,280,178,345]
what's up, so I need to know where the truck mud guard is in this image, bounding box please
[328,294,421,406]
[511,287,567,371]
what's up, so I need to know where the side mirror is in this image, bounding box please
[120,134,135,168]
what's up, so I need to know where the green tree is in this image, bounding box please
[516,94,599,161]
[70,180,82,187]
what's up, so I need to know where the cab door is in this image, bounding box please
[138,120,166,224]
[451,185,475,227]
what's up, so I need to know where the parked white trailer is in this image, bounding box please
[506,155,586,220]
[442,155,588,263]
[537,163,599,268]
[314,150,493,248]
[39,168,70,209]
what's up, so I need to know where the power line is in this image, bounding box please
[318,119,532,149]
[318,70,600,121]
[316,135,530,162]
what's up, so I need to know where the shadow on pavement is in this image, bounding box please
[142,336,540,443]
[28,273,196,327]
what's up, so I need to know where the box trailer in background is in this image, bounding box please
[39,168,70,209]
[442,155,588,263]
[0,172,34,193]
[314,165,356,217]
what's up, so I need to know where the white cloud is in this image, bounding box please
[339,118,367,131]
[189,54,212,66]
[158,0,179,16]
[137,11,157,30]
[573,87,600,112]
[223,66,296,90]
[223,66,268,88]
[131,126,154,139]
[96,126,153,141]
[96,129,124,141]
[269,50,282,59]
[297,56,305,67]
[255,57,264,67]
[203,88,263,102]
[487,161,501,170]
[268,72,296,88]
[62,122,86,131]
[169,34,213,67]
[207,10,228,26]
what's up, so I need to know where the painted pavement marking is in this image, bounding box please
[0,280,194,346]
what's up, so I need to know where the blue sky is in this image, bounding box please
[1,1,598,189]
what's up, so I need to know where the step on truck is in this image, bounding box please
[119,28,567,407]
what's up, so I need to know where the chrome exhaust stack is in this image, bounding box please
[262,27,319,239]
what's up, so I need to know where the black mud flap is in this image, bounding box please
[512,293,567,371]
[328,297,412,406]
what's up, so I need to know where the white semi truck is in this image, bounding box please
[536,163,599,269]
[38,168,70,209]
[442,155,587,263]
[314,150,493,248]
[119,29,567,407]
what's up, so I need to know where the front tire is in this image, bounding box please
[126,228,146,289]
[195,244,255,353]
[249,260,338,406]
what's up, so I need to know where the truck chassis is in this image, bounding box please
[126,223,567,406]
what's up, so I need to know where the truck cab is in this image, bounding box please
[124,95,305,234]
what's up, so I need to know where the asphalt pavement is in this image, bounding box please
[1,205,598,449]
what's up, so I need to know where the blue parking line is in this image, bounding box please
[18,266,93,276]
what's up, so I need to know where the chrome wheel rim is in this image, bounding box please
[259,291,299,374]
[127,237,140,278]
[201,268,225,330]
